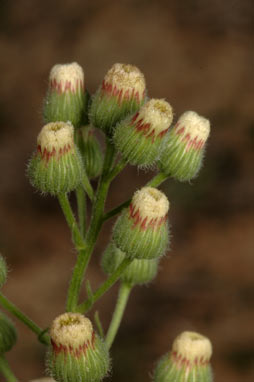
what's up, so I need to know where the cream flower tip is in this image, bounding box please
[138,99,173,133]
[50,62,84,87]
[105,63,146,94]
[37,122,74,152]
[172,331,212,362]
[50,313,93,348]
[132,187,169,220]
[178,111,210,141]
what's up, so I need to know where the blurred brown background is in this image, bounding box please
[0,0,253,381]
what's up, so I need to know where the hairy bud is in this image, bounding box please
[159,111,210,181]
[28,122,84,195]
[102,242,159,285]
[114,99,173,166]
[44,62,88,128]
[47,313,110,382]
[113,187,170,260]
[154,331,213,382]
[90,63,146,135]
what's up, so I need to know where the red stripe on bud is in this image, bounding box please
[37,144,72,163]
[51,331,96,360]
[129,203,167,231]
[101,80,142,105]
[50,78,84,94]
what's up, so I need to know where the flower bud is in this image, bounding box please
[0,255,7,288]
[44,62,87,128]
[114,99,173,166]
[47,313,110,382]
[101,242,159,285]
[113,187,170,260]
[0,311,17,353]
[159,111,210,181]
[154,331,213,382]
[76,125,103,178]
[28,122,84,195]
[90,63,146,135]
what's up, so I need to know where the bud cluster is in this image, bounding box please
[28,61,211,195]
[23,61,213,382]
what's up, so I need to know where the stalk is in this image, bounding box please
[105,282,132,349]
[0,293,49,345]
[77,257,132,313]
[57,192,85,250]
[76,185,87,237]
[66,139,116,312]
[0,356,18,382]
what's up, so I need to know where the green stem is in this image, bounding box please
[94,311,104,338]
[0,293,49,345]
[81,171,94,201]
[105,283,132,349]
[77,257,132,313]
[106,157,127,182]
[57,193,85,250]
[146,172,168,187]
[76,185,87,237]
[103,172,169,221]
[0,355,18,382]
[103,199,130,222]
[66,140,116,312]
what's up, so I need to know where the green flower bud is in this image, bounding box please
[114,99,173,166]
[159,111,210,181]
[0,311,17,353]
[46,313,110,382]
[28,122,84,195]
[76,125,103,178]
[101,242,159,286]
[154,331,213,382]
[113,187,170,260]
[90,63,146,135]
[0,255,7,288]
[44,62,87,128]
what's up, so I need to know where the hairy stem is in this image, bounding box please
[0,293,49,345]
[66,139,116,312]
[76,185,87,237]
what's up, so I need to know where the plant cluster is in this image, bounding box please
[0,62,212,382]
